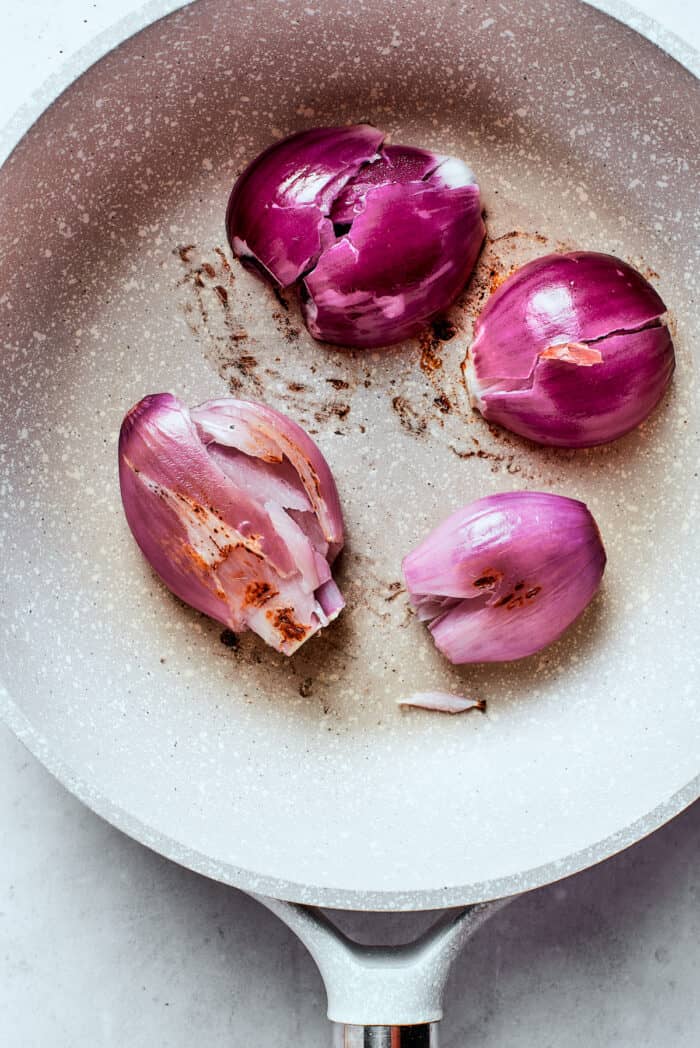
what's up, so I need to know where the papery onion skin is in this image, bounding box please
[397,692,486,714]
[465,252,675,448]
[226,125,485,349]
[119,393,344,655]
[402,491,606,664]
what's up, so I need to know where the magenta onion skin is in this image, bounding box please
[303,166,484,348]
[402,491,606,664]
[465,252,675,448]
[226,124,383,288]
[119,393,344,655]
[226,126,485,349]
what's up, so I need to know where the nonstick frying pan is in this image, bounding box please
[1,0,699,1041]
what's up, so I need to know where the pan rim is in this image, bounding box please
[1,0,699,909]
[1,0,699,171]
[2,687,698,909]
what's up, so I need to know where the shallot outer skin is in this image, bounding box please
[397,692,486,714]
[227,124,384,288]
[402,491,606,664]
[119,393,344,656]
[464,252,675,448]
[226,125,486,349]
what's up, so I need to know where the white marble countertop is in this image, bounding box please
[1,2,699,1045]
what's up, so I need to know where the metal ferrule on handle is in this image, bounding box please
[333,1024,438,1047]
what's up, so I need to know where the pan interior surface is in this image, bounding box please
[0,0,698,908]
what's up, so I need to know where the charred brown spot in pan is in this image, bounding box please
[267,607,308,643]
[213,247,236,283]
[392,396,427,436]
[448,443,523,475]
[385,581,405,602]
[488,267,510,293]
[491,230,549,246]
[222,353,259,388]
[176,244,257,392]
[326,377,350,390]
[417,314,458,372]
[272,309,300,343]
[298,677,313,698]
[430,316,457,342]
[288,382,308,393]
[434,393,451,414]
[220,628,239,649]
[344,555,407,625]
[419,330,443,373]
[314,402,351,424]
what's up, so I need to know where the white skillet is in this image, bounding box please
[1,0,698,1041]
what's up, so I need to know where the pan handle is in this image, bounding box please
[251,894,510,1037]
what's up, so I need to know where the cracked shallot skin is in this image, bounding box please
[226,125,485,349]
[402,491,606,664]
[464,252,675,448]
[119,394,344,656]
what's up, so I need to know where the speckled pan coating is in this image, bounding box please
[0,0,698,910]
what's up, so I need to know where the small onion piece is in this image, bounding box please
[226,125,485,349]
[397,692,486,714]
[464,252,675,447]
[119,393,344,655]
[402,491,606,664]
